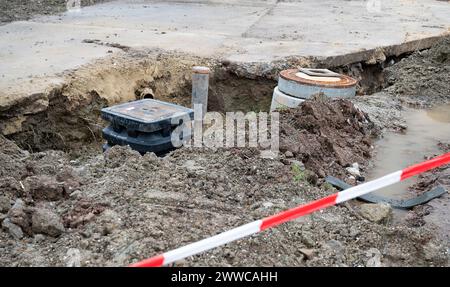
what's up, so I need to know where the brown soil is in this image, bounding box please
[384,36,450,108]
[279,95,378,183]
[0,120,448,266]
[1,50,277,153]
[0,31,449,268]
[352,36,450,132]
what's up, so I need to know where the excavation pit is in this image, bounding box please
[1,36,450,267]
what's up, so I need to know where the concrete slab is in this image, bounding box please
[1,0,449,106]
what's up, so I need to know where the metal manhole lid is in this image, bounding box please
[279,68,357,89]
[101,99,193,132]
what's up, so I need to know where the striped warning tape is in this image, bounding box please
[130,152,450,267]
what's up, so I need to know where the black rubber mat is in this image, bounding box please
[325,175,446,209]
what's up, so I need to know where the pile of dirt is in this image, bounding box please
[352,36,450,133]
[384,36,450,107]
[279,96,378,183]
[1,134,447,267]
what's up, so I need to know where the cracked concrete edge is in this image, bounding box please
[314,34,450,68]
[1,33,448,117]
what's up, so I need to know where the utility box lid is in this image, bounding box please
[101,99,194,133]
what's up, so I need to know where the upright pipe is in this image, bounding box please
[191,66,210,118]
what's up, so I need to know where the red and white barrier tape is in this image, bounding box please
[130,152,450,267]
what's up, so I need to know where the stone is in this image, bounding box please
[299,248,316,260]
[262,202,274,208]
[32,208,65,237]
[2,218,24,239]
[69,190,82,199]
[284,151,294,158]
[346,166,361,177]
[300,231,315,248]
[80,239,90,249]
[25,175,65,201]
[33,234,46,243]
[183,160,198,171]
[56,168,81,193]
[359,203,392,224]
[7,198,31,233]
[0,195,11,213]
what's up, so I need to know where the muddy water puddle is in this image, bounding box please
[367,104,450,199]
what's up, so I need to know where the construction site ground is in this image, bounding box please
[0,0,449,267]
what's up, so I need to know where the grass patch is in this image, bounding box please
[292,163,306,182]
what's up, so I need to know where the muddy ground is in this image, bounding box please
[0,32,449,266]
[353,36,450,131]
[0,0,110,24]
[0,134,448,267]
[405,141,450,245]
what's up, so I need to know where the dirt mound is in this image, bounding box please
[384,36,450,107]
[279,96,378,182]
[1,139,447,267]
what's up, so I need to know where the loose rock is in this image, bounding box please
[299,248,316,260]
[2,218,24,239]
[0,195,11,213]
[32,207,65,237]
[7,198,31,234]
[359,203,392,224]
[25,175,65,201]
